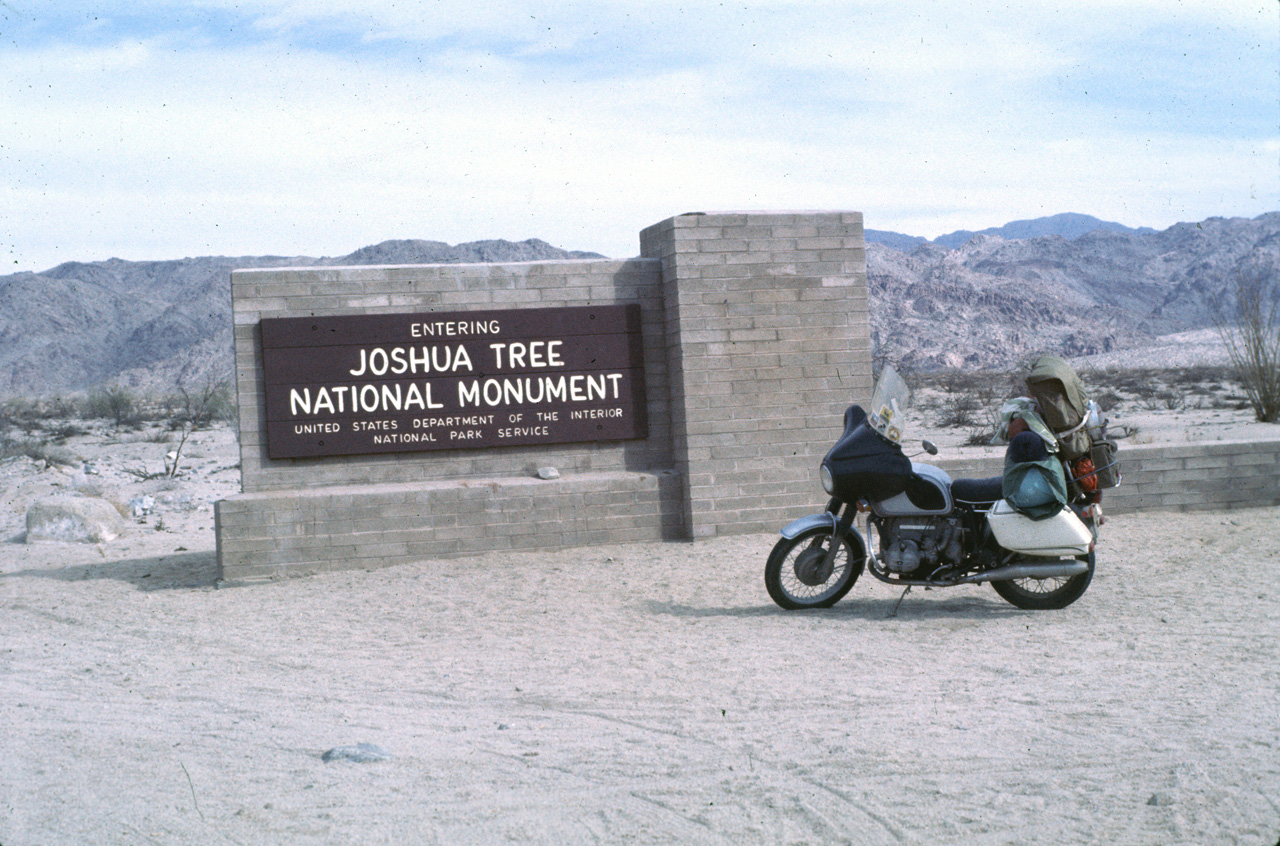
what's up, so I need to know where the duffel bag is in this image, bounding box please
[1089,439,1121,489]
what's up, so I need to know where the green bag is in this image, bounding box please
[1003,440,1068,521]
[1025,355,1092,460]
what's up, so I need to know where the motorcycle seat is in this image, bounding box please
[951,476,1003,506]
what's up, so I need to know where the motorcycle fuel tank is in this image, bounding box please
[872,463,953,517]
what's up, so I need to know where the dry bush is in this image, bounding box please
[47,423,90,443]
[85,384,141,428]
[1089,367,1160,396]
[1211,254,1280,423]
[165,377,236,430]
[1169,364,1233,388]
[0,438,78,467]
[936,394,981,428]
[925,370,1012,433]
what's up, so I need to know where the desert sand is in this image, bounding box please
[2,415,1279,844]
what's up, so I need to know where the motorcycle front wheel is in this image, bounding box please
[765,526,865,610]
[990,549,1095,610]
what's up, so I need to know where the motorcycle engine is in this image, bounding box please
[879,516,964,574]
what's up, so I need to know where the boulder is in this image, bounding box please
[26,496,126,544]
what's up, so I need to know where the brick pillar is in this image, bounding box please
[640,211,872,537]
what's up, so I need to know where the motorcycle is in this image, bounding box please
[765,366,1101,612]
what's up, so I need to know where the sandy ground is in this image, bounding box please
[2,416,1279,844]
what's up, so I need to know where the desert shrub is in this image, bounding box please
[1169,364,1233,388]
[1,397,34,419]
[963,422,1001,446]
[1130,378,1159,398]
[913,369,1015,430]
[1,398,47,434]
[936,394,981,428]
[1092,367,1158,395]
[0,438,78,467]
[48,423,89,442]
[169,378,235,430]
[85,384,141,427]
[36,395,84,419]
[1211,254,1280,422]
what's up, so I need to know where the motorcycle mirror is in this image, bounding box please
[921,439,938,456]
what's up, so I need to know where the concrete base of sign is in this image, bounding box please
[216,470,684,584]
[217,211,871,583]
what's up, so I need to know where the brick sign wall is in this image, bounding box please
[216,212,872,583]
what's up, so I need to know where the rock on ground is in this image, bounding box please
[25,496,126,544]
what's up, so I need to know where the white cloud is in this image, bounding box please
[0,0,1275,270]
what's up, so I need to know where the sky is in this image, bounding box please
[1,1,1277,272]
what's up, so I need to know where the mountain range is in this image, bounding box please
[865,212,1157,251]
[0,239,602,397]
[869,213,1279,371]
[0,214,1276,397]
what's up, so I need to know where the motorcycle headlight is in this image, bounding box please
[820,464,834,495]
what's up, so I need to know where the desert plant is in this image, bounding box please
[1095,367,1157,395]
[964,423,1000,446]
[48,423,89,442]
[0,398,45,435]
[86,384,140,428]
[1158,390,1186,411]
[1211,254,1280,423]
[936,394,981,428]
[1169,364,1233,388]
[0,438,78,467]
[1130,380,1161,408]
[171,377,235,429]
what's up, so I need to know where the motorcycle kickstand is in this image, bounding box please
[888,585,912,618]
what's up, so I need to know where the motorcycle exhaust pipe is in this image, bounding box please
[962,560,1089,584]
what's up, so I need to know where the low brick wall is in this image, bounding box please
[932,439,1280,515]
[215,470,684,583]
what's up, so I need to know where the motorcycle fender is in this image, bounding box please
[779,512,839,540]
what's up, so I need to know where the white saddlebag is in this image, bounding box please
[987,499,1092,556]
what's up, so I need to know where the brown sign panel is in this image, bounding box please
[260,305,647,459]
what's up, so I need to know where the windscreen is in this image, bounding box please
[867,365,910,445]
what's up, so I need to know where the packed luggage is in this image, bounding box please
[999,355,1120,506]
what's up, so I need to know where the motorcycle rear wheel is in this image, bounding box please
[990,550,1095,610]
[765,526,865,610]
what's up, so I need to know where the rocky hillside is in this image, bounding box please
[1,214,1276,397]
[0,239,602,396]
[868,213,1280,371]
